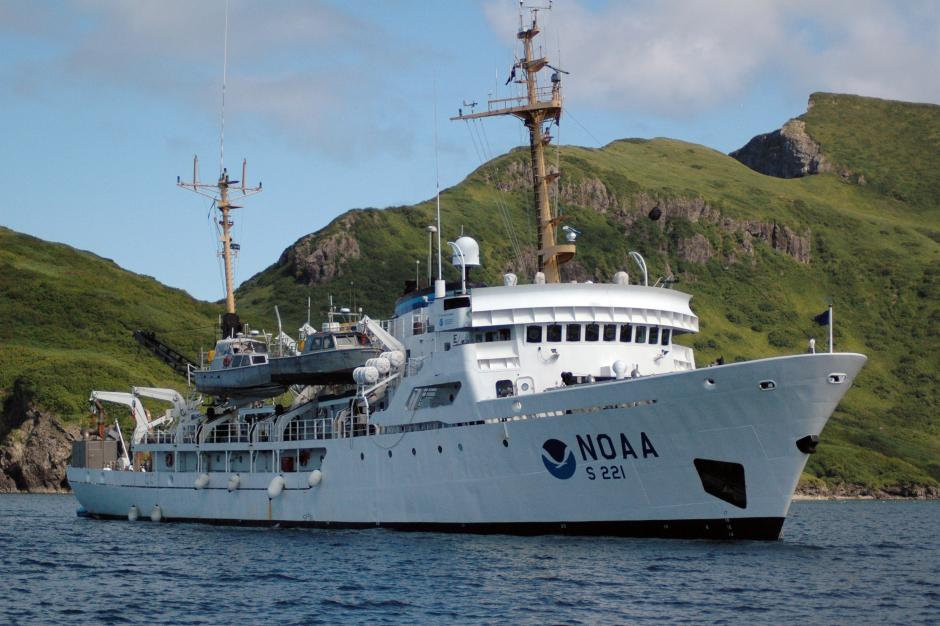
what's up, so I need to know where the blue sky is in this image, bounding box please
[2,0,939,302]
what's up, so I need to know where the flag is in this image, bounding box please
[813,308,830,326]
[505,66,517,85]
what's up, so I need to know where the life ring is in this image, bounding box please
[299,451,310,467]
[165,453,174,468]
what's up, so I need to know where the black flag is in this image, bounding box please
[813,308,830,326]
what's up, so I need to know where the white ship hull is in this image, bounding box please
[69,353,865,539]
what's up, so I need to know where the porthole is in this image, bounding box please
[360,452,365,461]
[411,448,416,456]
[502,439,509,448]
[458,443,464,452]
[437,445,443,454]
[704,378,716,389]
[388,450,393,458]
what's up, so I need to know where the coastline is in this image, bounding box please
[3,487,939,501]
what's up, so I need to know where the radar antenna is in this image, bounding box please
[451,2,572,282]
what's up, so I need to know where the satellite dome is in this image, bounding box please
[451,236,480,267]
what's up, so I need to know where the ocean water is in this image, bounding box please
[0,496,937,625]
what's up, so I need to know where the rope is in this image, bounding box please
[565,108,604,148]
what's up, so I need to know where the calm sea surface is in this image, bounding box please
[0,495,937,624]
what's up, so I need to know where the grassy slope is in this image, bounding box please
[0,227,219,418]
[237,94,940,490]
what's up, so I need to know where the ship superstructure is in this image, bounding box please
[67,6,866,539]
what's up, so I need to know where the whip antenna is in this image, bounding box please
[177,0,262,338]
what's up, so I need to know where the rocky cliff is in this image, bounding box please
[0,379,78,493]
[730,118,831,178]
[489,160,812,266]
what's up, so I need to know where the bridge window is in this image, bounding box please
[251,355,266,365]
[566,324,581,342]
[443,296,470,310]
[661,328,671,345]
[407,382,462,410]
[603,324,617,341]
[483,328,512,343]
[635,326,648,343]
[526,325,542,343]
[648,326,659,344]
[547,324,562,342]
[585,323,599,342]
[620,324,633,343]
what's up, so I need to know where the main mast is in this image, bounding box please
[177,3,262,338]
[452,5,574,283]
[178,161,262,337]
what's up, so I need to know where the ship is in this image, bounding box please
[67,7,866,540]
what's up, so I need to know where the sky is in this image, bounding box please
[2,0,939,303]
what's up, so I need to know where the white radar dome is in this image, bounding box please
[451,236,481,267]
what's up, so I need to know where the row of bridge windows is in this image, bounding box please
[526,323,671,346]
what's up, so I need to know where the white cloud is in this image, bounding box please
[484,0,940,116]
[1,0,419,158]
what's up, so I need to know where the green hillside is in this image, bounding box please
[237,93,940,491]
[803,93,940,211]
[0,227,219,418]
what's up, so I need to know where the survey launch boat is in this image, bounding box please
[67,7,865,539]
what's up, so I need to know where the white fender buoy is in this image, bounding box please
[267,475,285,499]
[150,505,162,523]
[194,473,210,490]
[227,474,241,492]
[307,469,322,488]
[613,360,627,380]
[128,505,139,522]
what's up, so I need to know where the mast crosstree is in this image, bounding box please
[177,158,262,321]
[452,4,574,283]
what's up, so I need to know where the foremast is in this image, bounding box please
[176,3,262,339]
[452,5,574,283]
[177,158,262,337]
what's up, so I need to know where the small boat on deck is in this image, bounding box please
[269,328,382,386]
[192,333,286,402]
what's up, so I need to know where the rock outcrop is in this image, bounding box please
[796,480,940,500]
[0,379,79,493]
[730,118,832,178]
[278,215,361,286]
[489,162,812,265]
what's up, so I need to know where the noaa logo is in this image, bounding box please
[541,439,576,480]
